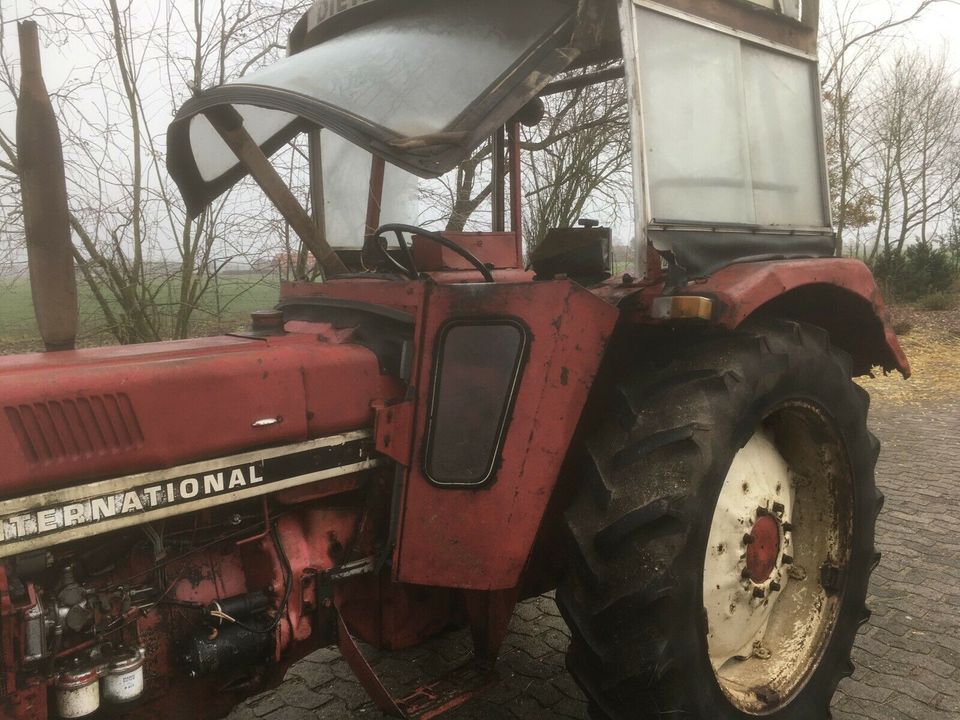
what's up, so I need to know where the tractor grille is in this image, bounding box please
[5,394,144,464]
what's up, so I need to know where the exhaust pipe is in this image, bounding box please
[16,21,78,352]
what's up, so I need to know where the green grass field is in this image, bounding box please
[0,272,281,353]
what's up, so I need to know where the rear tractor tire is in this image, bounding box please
[557,320,882,720]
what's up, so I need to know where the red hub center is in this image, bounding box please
[746,515,781,583]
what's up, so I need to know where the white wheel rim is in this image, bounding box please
[704,430,794,669]
[702,405,854,714]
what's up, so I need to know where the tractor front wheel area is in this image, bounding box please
[557,321,883,720]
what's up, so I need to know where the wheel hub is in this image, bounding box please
[702,431,794,671]
[703,404,855,715]
[745,514,781,583]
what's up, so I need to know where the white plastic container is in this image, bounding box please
[101,647,145,704]
[56,664,100,718]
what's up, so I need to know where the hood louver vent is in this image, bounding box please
[5,394,144,464]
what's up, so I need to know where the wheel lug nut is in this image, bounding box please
[820,564,844,595]
[782,554,794,565]
[753,587,766,599]
[742,533,754,545]
[770,581,782,592]
[772,502,785,516]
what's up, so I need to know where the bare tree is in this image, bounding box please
[0,0,309,344]
[418,69,632,254]
[820,0,959,255]
[521,75,630,250]
[864,51,960,261]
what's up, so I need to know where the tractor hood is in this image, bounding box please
[168,0,580,217]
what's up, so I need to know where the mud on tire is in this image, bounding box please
[556,320,883,720]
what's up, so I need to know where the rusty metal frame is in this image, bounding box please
[336,603,502,720]
[492,128,507,233]
[365,155,387,237]
[640,0,819,54]
[169,3,579,212]
[337,611,405,717]
[508,121,523,258]
[203,105,348,276]
[619,0,833,280]
[538,63,626,97]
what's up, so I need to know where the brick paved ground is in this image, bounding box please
[229,397,960,720]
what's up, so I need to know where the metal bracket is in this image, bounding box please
[463,589,518,664]
[336,606,498,719]
[337,611,405,717]
[373,400,416,466]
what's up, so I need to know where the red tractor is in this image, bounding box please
[4,1,909,719]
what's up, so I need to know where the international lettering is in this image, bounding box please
[0,463,264,542]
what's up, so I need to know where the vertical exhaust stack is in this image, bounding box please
[17,21,78,352]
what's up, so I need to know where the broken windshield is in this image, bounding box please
[168,0,577,216]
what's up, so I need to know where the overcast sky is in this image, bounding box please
[3,0,958,101]
[847,0,960,67]
[1,0,958,256]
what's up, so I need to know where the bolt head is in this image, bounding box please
[782,554,794,565]
[772,502,785,516]
[770,581,782,592]
[742,533,755,545]
[820,564,844,594]
[753,587,766,599]
[782,522,795,533]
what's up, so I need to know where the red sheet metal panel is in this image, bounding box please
[393,280,618,591]
[597,258,910,377]
[688,258,910,377]
[411,232,520,271]
[0,333,393,498]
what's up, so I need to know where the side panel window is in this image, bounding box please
[424,322,527,487]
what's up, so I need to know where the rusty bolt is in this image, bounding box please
[743,533,754,545]
[820,564,843,595]
[772,502,785,516]
[753,587,766,599]
[781,554,794,565]
[770,581,782,593]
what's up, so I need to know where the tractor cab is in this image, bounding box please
[168,0,833,286]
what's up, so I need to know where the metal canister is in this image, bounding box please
[55,662,100,718]
[101,646,145,704]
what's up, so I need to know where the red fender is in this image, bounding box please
[611,259,910,378]
[700,259,909,377]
